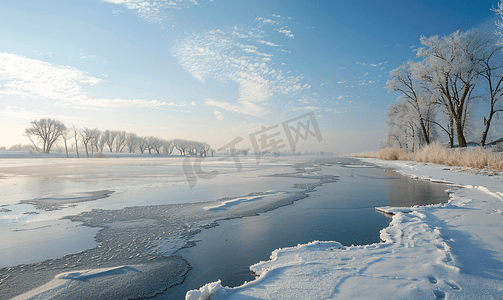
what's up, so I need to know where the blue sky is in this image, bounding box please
[0,0,500,153]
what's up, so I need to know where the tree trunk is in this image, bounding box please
[480,107,502,146]
[28,136,40,153]
[74,136,79,158]
[481,116,492,147]
[64,139,69,158]
[419,118,430,145]
[455,118,467,147]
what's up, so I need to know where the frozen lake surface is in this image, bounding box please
[164,159,450,299]
[0,155,450,299]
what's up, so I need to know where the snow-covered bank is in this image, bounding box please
[188,159,503,299]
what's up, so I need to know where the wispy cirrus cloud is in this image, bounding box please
[172,26,309,117]
[289,106,319,111]
[1,105,92,122]
[214,109,223,120]
[205,98,269,118]
[105,1,310,117]
[255,16,295,38]
[0,53,167,109]
[103,0,214,26]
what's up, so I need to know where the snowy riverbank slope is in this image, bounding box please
[187,158,503,300]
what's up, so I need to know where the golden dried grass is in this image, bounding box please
[351,143,503,172]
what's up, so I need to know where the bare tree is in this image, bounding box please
[137,137,148,154]
[478,41,503,146]
[173,139,189,156]
[61,129,70,158]
[102,130,118,152]
[387,61,434,145]
[115,131,127,153]
[89,129,102,154]
[80,128,99,157]
[98,134,107,153]
[197,142,212,157]
[163,140,175,155]
[24,118,67,153]
[149,137,163,154]
[145,136,156,154]
[126,132,138,153]
[383,100,424,151]
[71,125,80,158]
[415,30,490,147]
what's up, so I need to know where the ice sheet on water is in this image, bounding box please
[0,191,307,299]
[10,259,189,300]
[342,164,375,168]
[0,207,12,213]
[1,198,213,299]
[188,158,503,300]
[203,192,287,211]
[151,237,188,256]
[1,160,338,300]
[19,190,114,211]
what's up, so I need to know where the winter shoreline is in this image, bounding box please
[187,158,503,300]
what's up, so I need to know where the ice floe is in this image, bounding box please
[203,193,286,211]
[19,190,114,211]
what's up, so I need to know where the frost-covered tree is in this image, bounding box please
[163,140,175,155]
[478,39,503,146]
[493,1,503,45]
[71,125,80,158]
[102,130,118,153]
[414,30,490,147]
[80,127,100,157]
[24,118,67,154]
[382,100,426,151]
[386,61,436,145]
[173,139,189,156]
[147,136,163,154]
[137,137,148,154]
[196,142,212,157]
[126,132,138,153]
[114,131,127,153]
[98,134,107,153]
[61,129,70,157]
[89,129,102,154]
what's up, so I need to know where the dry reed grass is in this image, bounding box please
[351,143,503,172]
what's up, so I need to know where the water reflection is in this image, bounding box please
[166,159,452,299]
[384,169,449,207]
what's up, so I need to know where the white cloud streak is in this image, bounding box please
[206,98,269,117]
[290,106,319,111]
[0,53,166,109]
[103,0,214,25]
[173,27,309,117]
[104,2,309,116]
[214,109,223,120]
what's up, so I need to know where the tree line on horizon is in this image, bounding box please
[22,118,214,158]
[382,3,503,151]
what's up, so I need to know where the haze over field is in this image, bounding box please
[1,0,500,154]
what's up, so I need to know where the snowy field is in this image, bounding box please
[187,158,503,300]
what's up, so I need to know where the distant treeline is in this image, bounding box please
[22,118,213,157]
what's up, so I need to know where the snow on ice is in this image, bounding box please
[188,159,503,299]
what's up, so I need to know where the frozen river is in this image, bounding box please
[0,155,450,299]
